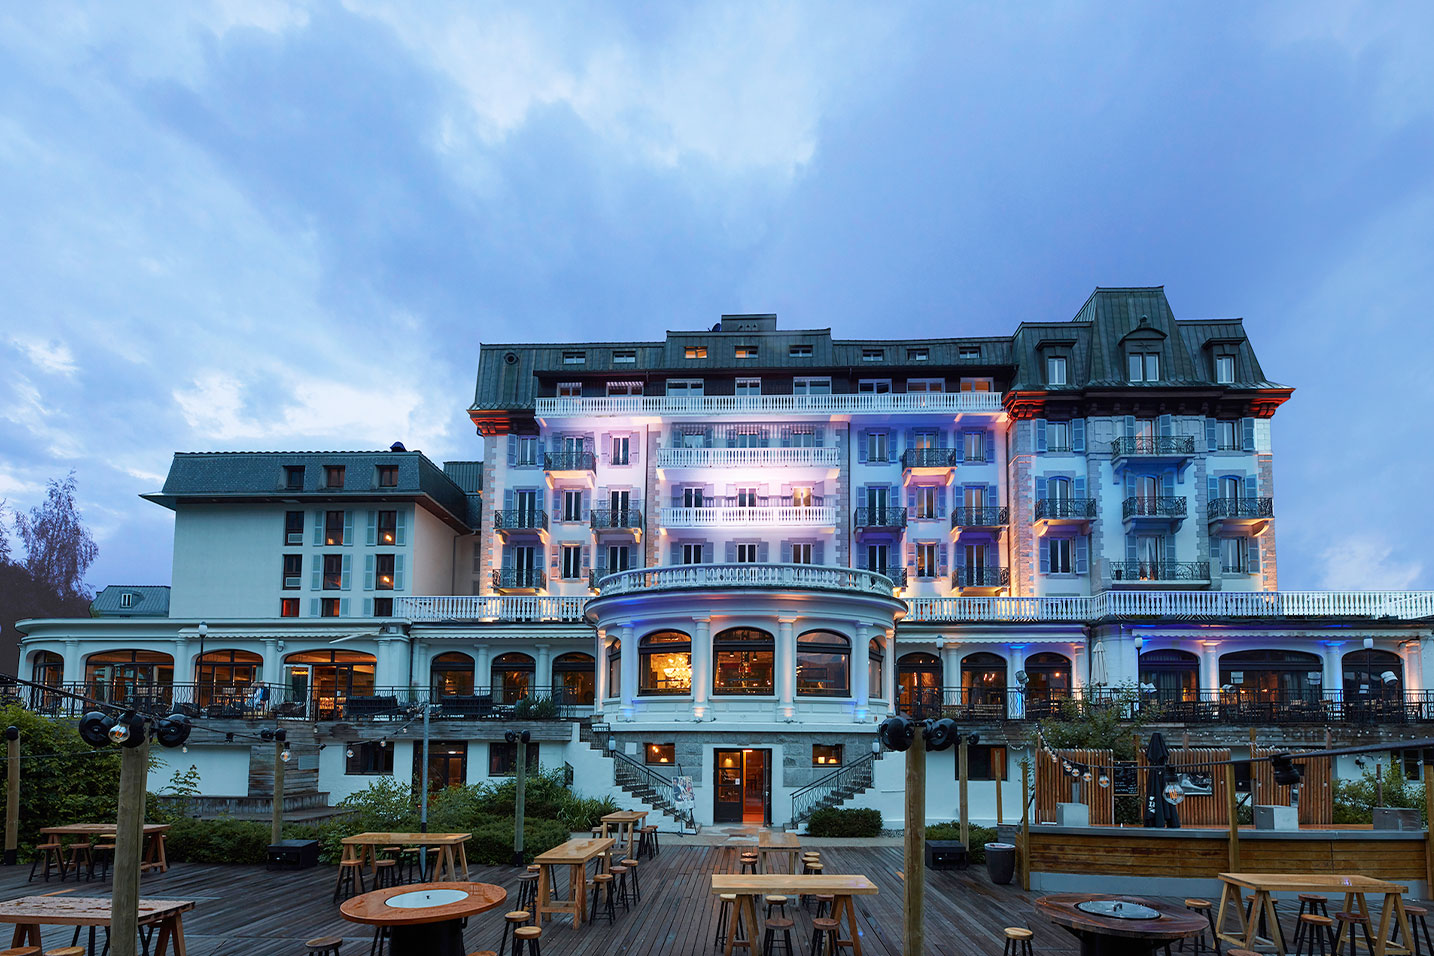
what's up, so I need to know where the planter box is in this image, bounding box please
[266,839,319,870]
[924,840,968,870]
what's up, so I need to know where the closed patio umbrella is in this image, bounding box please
[1143,731,1180,828]
[1089,641,1108,687]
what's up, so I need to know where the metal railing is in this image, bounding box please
[1108,561,1209,582]
[1209,497,1274,519]
[493,510,548,531]
[659,505,834,527]
[790,753,875,825]
[544,451,596,471]
[1035,498,1097,520]
[1122,496,1187,519]
[854,506,907,529]
[589,508,643,530]
[596,563,900,599]
[880,567,908,588]
[951,567,1010,588]
[952,506,1009,528]
[610,750,696,830]
[900,448,957,469]
[534,391,1005,418]
[491,568,547,590]
[1111,436,1197,458]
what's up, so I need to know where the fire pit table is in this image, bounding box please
[340,881,507,956]
[1036,893,1209,956]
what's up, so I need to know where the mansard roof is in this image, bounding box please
[91,584,170,617]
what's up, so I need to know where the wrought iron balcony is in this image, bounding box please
[1108,561,1208,583]
[1208,497,1274,519]
[901,448,958,469]
[876,567,908,588]
[1110,436,1196,458]
[491,568,546,591]
[590,508,643,531]
[1122,496,1187,519]
[952,506,1009,528]
[1035,498,1097,520]
[854,506,908,530]
[544,450,596,472]
[493,510,548,532]
[951,566,1010,589]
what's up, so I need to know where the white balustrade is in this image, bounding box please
[393,594,588,622]
[659,505,836,527]
[534,391,1005,418]
[656,446,842,468]
[594,563,899,598]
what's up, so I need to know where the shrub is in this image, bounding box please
[1334,764,1427,826]
[466,816,569,865]
[163,817,322,864]
[920,822,997,861]
[513,697,558,720]
[806,807,882,837]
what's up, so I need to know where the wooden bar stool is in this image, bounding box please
[1182,898,1218,956]
[374,858,399,889]
[42,948,83,956]
[91,842,116,882]
[1296,914,1335,956]
[334,859,367,902]
[715,893,745,951]
[64,842,93,881]
[512,925,542,956]
[765,895,789,919]
[639,824,660,858]
[28,842,66,882]
[620,858,641,903]
[812,894,834,918]
[589,873,616,925]
[763,915,795,956]
[1335,912,1374,956]
[1401,903,1434,956]
[396,847,422,883]
[809,917,840,956]
[515,871,540,912]
[0,948,41,956]
[739,852,759,875]
[610,863,632,912]
[498,910,530,956]
[305,937,343,956]
[801,862,824,907]
[1002,927,1034,956]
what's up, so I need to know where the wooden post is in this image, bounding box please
[1424,760,1433,894]
[1020,760,1031,891]
[958,737,969,849]
[111,738,149,956]
[904,738,926,956]
[4,728,19,865]
[513,738,528,866]
[995,762,1004,826]
[1226,761,1240,871]
[272,739,285,846]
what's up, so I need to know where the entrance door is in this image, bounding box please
[285,665,311,716]
[714,749,772,825]
[416,741,468,792]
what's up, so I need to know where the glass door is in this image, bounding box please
[714,749,744,823]
[285,665,311,716]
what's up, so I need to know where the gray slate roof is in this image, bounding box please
[91,585,170,617]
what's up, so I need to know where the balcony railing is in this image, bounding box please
[880,567,908,588]
[1035,498,1097,520]
[544,451,596,472]
[1108,561,1208,582]
[1110,436,1196,458]
[396,594,587,621]
[900,448,957,469]
[596,563,899,599]
[1122,496,1187,519]
[491,568,546,591]
[951,567,1011,589]
[590,508,643,530]
[657,446,841,468]
[952,506,1009,528]
[1209,497,1274,519]
[854,506,907,529]
[534,390,1004,418]
[659,504,834,527]
[493,510,548,531]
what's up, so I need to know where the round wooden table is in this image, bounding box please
[340,881,507,956]
[1036,893,1209,956]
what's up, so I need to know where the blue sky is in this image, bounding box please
[2,2,1432,592]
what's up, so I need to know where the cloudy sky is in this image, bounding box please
[2,2,1432,592]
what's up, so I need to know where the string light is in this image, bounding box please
[1098,774,1110,788]
[346,748,355,758]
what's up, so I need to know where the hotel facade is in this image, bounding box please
[15,288,1434,828]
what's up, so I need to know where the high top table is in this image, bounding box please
[40,823,172,874]
[600,810,648,852]
[757,830,801,873]
[533,837,615,928]
[0,895,193,956]
[1216,873,1414,956]
[711,873,878,956]
[336,832,472,891]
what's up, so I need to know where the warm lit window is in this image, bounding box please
[557,381,581,397]
[916,543,938,578]
[713,628,775,696]
[906,378,944,393]
[645,743,676,764]
[376,464,398,488]
[325,465,346,489]
[813,744,844,767]
[325,510,346,546]
[320,597,342,617]
[372,597,393,617]
[563,351,585,364]
[282,555,302,589]
[789,344,813,358]
[960,378,993,392]
[862,348,884,362]
[791,487,813,508]
[280,598,299,618]
[375,554,395,590]
[735,346,758,359]
[640,631,692,695]
[1128,352,1160,382]
[377,510,397,545]
[284,510,304,544]
[685,346,707,359]
[284,465,305,490]
[915,486,938,519]
[323,555,344,590]
[1047,356,1067,385]
[797,631,850,697]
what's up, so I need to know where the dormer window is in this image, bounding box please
[685,346,707,359]
[958,347,979,361]
[325,465,346,489]
[376,465,398,488]
[789,344,813,358]
[1047,356,1067,386]
[735,346,758,359]
[119,592,136,609]
[1215,354,1235,384]
[562,350,585,365]
[1128,352,1160,382]
[283,465,305,490]
[862,348,884,362]
[908,348,929,362]
[613,349,637,364]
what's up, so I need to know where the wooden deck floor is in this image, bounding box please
[0,842,1109,956]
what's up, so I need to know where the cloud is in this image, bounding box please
[8,336,77,376]
[1318,533,1424,591]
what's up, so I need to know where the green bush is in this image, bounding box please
[466,816,569,864]
[1334,764,1427,826]
[920,823,997,861]
[162,817,322,864]
[513,697,558,720]
[806,807,882,837]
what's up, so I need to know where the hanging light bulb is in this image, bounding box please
[281,747,292,763]
[109,722,130,744]
[346,747,355,758]
[1163,782,1186,806]
[1082,771,1092,782]
[379,739,387,748]
[1068,764,1081,777]
[181,745,188,754]
[1098,774,1110,788]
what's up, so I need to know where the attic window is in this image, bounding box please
[557,382,581,398]
[284,466,305,490]
[119,592,136,609]
[325,466,346,489]
[735,346,758,359]
[562,351,585,365]
[613,349,637,364]
[908,348,929,362]
[685,346,707,359]
[862,348,884,362]
[376,465,398,488]
[789,344,813,358]
[958,347,980,361]
[1128,352,1160,383]
[1215,355,1235,384]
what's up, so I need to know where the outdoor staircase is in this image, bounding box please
[583,720,698,831]
[787,751,881,828]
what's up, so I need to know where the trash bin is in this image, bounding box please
[984,842,1016,885]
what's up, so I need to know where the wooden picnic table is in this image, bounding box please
[712,873,878,956]
[0,895,193,956]
[341,882,506,956]
[40,823,172,874]
[533,837,614,928]
[600,810,648,851]
[1216,873,1414,956]
[336,832,471,892]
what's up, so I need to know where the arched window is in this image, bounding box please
[1139,649,1199,702]
[961,652,1006,711]
[196,649,263,707]
[553,652,595,705]
[1219,649,1321,702]
[606,640,621,699]
[283,649,377,719]
[431,652,475,697]
[640,631,692,696]
[713,628,775,696]
[868,639,884,699]
[797,631,850,697]
[898,652,942,718]
[85,650,175,705]
[31,651,63,687]
[1342,648,1403,700]
[1023,652,1071,694]
[491,652,535,703]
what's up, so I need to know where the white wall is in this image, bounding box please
[148,746,251,796]
[170,504,288,618]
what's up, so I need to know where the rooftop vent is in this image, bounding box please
[390,442,407,452]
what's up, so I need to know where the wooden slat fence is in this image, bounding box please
[1253,745,1333,824]
[1036,748,1114,824]
[1134,748,1232,826]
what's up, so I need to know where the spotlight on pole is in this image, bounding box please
[877,715,917,752]
[154,714,191,749]
[3,727,17,742]
[1270,753,1303,787]
[922,718,958,752]
[110,712,146,748]
[79,712,116,747]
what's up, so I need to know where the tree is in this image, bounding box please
[0,500,11,565]
[14,472,97,601]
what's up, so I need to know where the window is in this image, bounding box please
[1047,476,1071,501]
[793,376,831,395]
[346,741,394,775]
[681,543,704,565]
[645,743,676,765]
[606,381,642,396]
[1215,354,1235,384]
[958,347,980,361]
[119,592,135,609]
[858,379,892,393]
[736,486,759,508]
[813,744,844,767]
[791,543,813,564]
[284,465,305,490]
[906,378,944,393]
[605,544,631,573]
[1047,421,1070,452]
[736,543,758,563]
[666,378,704,395]
[606,640,621,697]
[868,431,890,462]
[280,598,299,618]
[862,348,884,362]
[285,511,304,544]
[967,745,1008,781]
[797,631,850,697]
[908,348,930,362]
[325,510,346,546]
[915,486,938,519]
[962,431,985,462]
[376,464,398,488]
[713,628,775,695]
[791,487,813,508]
[1047,538,1073,574]
[611,436,630,465]
[735,346,758,359]
[916,543,938,578]
[869,638,884,694]
[866,544,891,574]
[640,631,691,695]
[1128,352,1160,382]
[282,555,302,589]
[613,349,637,364]
[514,436,539,465]
[562,350,585,364]
[372,597,393,616]
[682,487,705,508]
[557,381,581,397]
[1220,536,1248,574]
[375,554,395,590]
[1047,355,1067,385]
[1217,420,1238,451]
[325,465,345,489]
[377,510,397,545]
[789,344,813,358]
[561,545,582,579]
[684,346,707,359]
[323,555,343,590]
[488,741,539,776]
[320,597,341,617]
[735,377,761,396]
[563,490,583,522]
[1219,475,1242,501]
[960,378,993,392]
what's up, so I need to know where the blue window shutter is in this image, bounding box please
[340,554,351,590]
[1035,476,1047,501]
[907,487,917,510]
[781,540,792,562]
[551,489,562,516]
[1208,476,1220,505]
[549,547,559,572]
[988,485,1000,509]
[343,511,353,546]
[1040,539,1051,573]
[339,598,350,616]
[1242,417,1256,451]
[1035,419,1047,453]
[1161,472,1175,497]
[394,555,405,590]
[936,488,947,519]
[363,597,373,617]
[1073,476,1086,500]
[814,427,824,447]
[581,490,590,521]
[1123,415,1135,438]
[1158,414,1173,437]
[758,541,769,562]
[309,598,319,617]
[507,438,517,466]
[1205,419,1218,453]
[504,489,514,511]
[857,431,868,463]
[780,428,791,448]
[1075,536,1089,575]
[954,432,966,463]
[726,542,737,563]
[938,544,949,578]
[904,429,914,453]
[312,510,324,546]
[1247,473,1259,499]
[1247,538,1261,573]
[702,542,713,563]
[311,566,321,591]
[703,426,713,445]
[672,488,682,508]
[669,542,680,564]
[1123,471,1135,500]
[1125,535,1138,562]
[856,547,867,569]
[366,511,377,546]
[581,546,590,572]
[986,429,996,461]
[395,510,406,546]
[1071,418,1085,453]
[364,555,375,590]
[905,543,916,569]
[1164,535,1176,563]
[813,541,824,564]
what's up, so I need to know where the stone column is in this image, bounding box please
[1007,645,1027,719]
[62,639,83,685]
[1321,643,1344,701]
[1419,636,1434,697]
[594,630,608,716]
[619,624,637,720]
[882,629,897,714]
[939,641,959,708]
[692,617,712,720]
[852,624,871,722]
[374,637,399,689]
[262,639,281,687]
[1198,642,1221,695]
[535,643,551,696]
[411,641,431,694]
[172,637,192,689]
[475,645,492,697]
[1070,642,1086,694]
[777,617,797,721]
